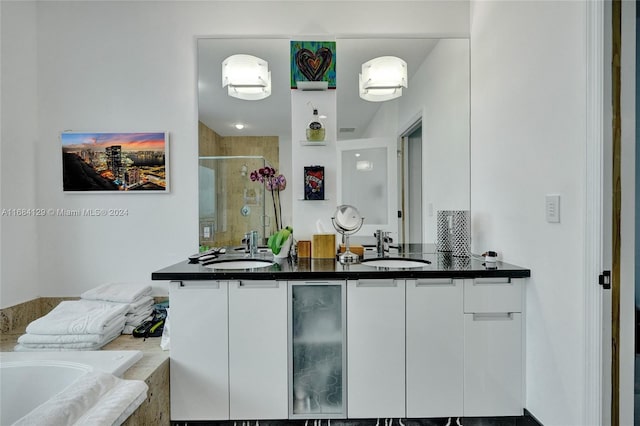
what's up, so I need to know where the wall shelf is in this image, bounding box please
[300,140,328,146]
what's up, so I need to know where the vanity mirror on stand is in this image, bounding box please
[332,204,364,264]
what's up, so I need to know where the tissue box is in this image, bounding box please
[312,234,336,259]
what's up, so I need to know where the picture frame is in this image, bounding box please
[291,41,336,89]
[304,166,325,200]
[61,132,169,193]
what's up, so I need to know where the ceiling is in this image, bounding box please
[197,38,439,140]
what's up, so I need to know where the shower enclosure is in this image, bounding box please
[199,156,271,249]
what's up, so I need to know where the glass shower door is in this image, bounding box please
[288,281,346,419]
[198,156,269,249]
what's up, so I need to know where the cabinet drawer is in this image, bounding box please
[464,278,522,313]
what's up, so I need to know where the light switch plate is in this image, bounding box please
[545,194,560,223]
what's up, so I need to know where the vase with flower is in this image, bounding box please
[250,166,292,257]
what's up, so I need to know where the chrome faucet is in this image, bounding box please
[374,230,391,257]
[244,230,259,257]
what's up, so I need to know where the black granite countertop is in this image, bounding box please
[152,244,530,281]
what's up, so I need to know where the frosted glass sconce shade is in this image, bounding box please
[222,54,271,100]
[359,56,407,102]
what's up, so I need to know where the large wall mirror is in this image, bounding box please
[197,37,469,249]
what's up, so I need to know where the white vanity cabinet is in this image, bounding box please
[463,278,524,417]
[406,278,464,417]
[346,279,406,418]
[228,280,288,419]
[169,281,229,420]
[167,272,526,421]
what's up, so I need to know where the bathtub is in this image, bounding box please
[0,350,144,425]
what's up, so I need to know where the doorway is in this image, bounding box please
[399,121,423,245]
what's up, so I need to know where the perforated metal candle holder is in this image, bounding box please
[451,210,470,258]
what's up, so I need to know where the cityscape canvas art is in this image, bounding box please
[61,132,169,192]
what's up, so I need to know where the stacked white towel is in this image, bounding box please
[81,282,154,335]
[81,282,152,304]
[13,371,148,426]
[15,300,129,351]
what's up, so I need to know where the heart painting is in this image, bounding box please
[291,41,336,89]
[295,47,333,82]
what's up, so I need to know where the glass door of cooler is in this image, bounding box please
[288,281,347,419]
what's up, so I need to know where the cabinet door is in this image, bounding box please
[463,312,523,416]
[228,280,288,419]
[406,278,463,417]
[289,281,346,419]
[169,281,229,420]
[347,279,405,418]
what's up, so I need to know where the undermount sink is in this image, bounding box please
[360,258,431,269]
[203,259,275,269]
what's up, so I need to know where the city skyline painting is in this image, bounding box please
[61,132,169,192]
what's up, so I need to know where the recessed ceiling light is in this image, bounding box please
[234,123,245,130]
[355,153,361,157]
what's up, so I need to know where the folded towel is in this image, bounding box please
[74,377,148,425]
[81,282,152,303]
[15,322,124,351]
[18,317,126,346]
[127,296,154,314]
[15,341,106,351]
[125,308,153,324]
[13,371,148,426]
[26,300,129,335]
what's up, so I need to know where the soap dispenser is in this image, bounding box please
[306,103,325,142]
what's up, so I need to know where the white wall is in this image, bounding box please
[0,0,469,307]
[0,1,40,307]
[470,1,587,424]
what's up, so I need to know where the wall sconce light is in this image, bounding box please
[359,56,407,102]
[222,54,271,100]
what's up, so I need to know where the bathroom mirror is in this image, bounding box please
[197,38,291,247]
[197,37,470,248]
[336,38,470,246]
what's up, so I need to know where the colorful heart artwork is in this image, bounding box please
[296,47,333,82]
[291,41,336,89]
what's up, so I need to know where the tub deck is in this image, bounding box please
[0,325,170,424]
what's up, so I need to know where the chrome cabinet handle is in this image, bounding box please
[415,278,454,287]
[356,280,398,288]
[471,312,514,321]
[473,277,511,285]
[238,281,279,289]
[177,281,220,289]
